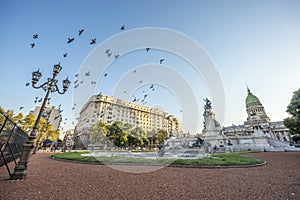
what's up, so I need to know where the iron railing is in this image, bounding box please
[0,112,28,177]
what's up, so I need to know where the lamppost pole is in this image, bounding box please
[10,63,70,180]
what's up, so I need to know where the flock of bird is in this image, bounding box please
[23,24,170,133]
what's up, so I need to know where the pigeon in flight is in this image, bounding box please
[133,69,136,73]
[33,34,38,39]
[75,73,79,77]
[67,37,75,43]
[132,96,137,102]
[120,25,125,30]
[63,53,67,58]
[85,71,90,76]
[54,116,60,120]
[149,84,154,89]
[90,38,96,45]
[114,55,119,60]
[146,48,150,52]
[19,107,24,110]
[107,52,112,57]
[78,29,84,36]
[30,43,35,48]
[105,49,110,54]
[104,73,108,77]
[25,82,30,86]
[160,59,164,64]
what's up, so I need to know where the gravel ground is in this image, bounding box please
[0,152,300,200]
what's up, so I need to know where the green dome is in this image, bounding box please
[246,88,261,107]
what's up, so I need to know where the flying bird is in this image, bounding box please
[78,29,84,36]
[90,38,96,45]
[33,34,38,39]
[114,55,119,60]
[107,52,112,57]
[19,107,24,110]
[160,59,164,64]
[30,43,35,48]
[105,49,110,54]
[75,73,79,77]
[104,73,108,77]
[149,84,154,89]
[63,53,67,58]
[146,48,150,52]
[67,37,75,43]
[25,82,30,86]
[120,25,125,30]
[54,116,60,120]
[133,69,136,73]
[132,96,137,102]
[85,71,90,76]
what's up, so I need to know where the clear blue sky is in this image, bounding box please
[1,0,300,134]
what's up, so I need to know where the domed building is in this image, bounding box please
[245,87,270,125]
[223,87,290,143]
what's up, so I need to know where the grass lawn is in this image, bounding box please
[51,150,264,166]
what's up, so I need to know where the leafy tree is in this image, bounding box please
[21,113,35,133]
[284,87,300,135]
[34,118,58,151]
[107,121,129,148]
[157,129,168,144]
[292,134,300,143]
[90,121,107,145]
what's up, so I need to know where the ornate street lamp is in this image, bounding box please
[10,63,70,180]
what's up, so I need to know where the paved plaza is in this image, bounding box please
[1,152,300,200]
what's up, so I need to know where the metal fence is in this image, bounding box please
[0,112,28,177]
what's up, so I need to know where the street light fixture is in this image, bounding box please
[10,63,70,180]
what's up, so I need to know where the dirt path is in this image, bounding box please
[1,152,299,200]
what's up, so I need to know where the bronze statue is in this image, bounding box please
[203,98,211,110]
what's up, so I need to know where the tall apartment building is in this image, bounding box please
[75,94,182,144]
[30,104,62,131]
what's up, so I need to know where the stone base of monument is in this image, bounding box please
[202,131,229,154]
[158,137,210,158]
